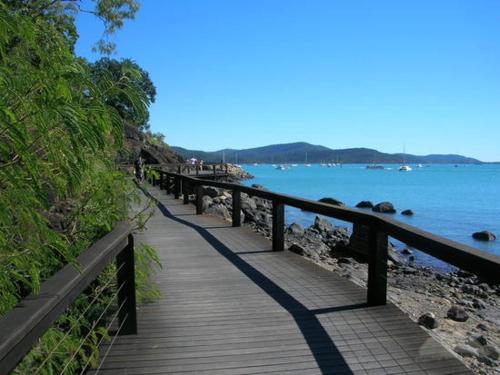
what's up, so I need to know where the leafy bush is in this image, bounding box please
[0,2,160,373]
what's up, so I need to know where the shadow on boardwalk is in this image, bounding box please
[145,189,370,375]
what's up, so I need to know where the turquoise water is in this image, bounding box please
[242,164,500,269]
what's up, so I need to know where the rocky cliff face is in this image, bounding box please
[119,124,184,165]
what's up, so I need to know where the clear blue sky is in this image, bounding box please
[76,0,500,161]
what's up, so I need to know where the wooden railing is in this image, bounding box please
[150,168,500,307]
[0,222,136,374]
[147,163,229,176]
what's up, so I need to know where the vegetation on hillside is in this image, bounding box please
[0,1,161,373]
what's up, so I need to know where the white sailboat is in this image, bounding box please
[305,152,311,167]
[398,146,412,171]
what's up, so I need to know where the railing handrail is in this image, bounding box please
[0,221,136,375]
[154,168,500,284]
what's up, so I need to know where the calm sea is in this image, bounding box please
[242,163,500,269]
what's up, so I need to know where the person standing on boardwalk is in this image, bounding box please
[134,156,144,182]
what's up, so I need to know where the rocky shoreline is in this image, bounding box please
[194,177,499,374]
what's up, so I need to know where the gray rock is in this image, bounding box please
[401,248,413,255]
[473,298,487,310]
[468,334,488,348]
[401,209,414,216]
[418,312,439,329]
[288,243,305,255]
[355,201,373,208]
[372,202,396,214]
[241,196,257,212]
[314,216,333,233]
[203,186,221,198]
[287,223,305,236]
[251,184,268,191]
[206,204,231,221]
[202,196,213,211]
[479,344,499,360]
[447,305,469,322]
[454,344,480,358]
[472,230,496,241]
[318,197,345,207]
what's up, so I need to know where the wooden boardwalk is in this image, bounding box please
[91,186,471,375]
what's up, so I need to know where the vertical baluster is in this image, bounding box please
[232,189,241,227]
[367,226,388,306]
[272,200,285,251]
[116,234,137,335]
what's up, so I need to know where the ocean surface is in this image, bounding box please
[241,163,500,270]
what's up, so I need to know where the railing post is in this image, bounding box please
[195,184,203,214]
[367,226,388,306]
[116,234,137,335]
[177,165,181,174]
[183,177,189,204]
[212,165,216,175]
[232,189,241,227]
[166,175,171,194]
[174,175,181,199]
[225,164,228,174]
[159,172,164,190]
[272,200,285,251]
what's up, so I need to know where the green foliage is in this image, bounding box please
[3,0,139,54]
[0,2,161,373]
[90,58,156,130]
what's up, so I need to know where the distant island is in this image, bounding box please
[172,142,482,164]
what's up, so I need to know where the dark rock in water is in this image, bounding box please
[418,312,439,329]
[314,216,333,233]
[447,305,469,322]
[288,243,306,256]
[372,202,396,214]
[318,197,345,207]
[401,209,414,216]
[401,248,413,255]
[356,201,373,208]
[472,230,496,241]
[287,223,305,236]
[203,186,221,198]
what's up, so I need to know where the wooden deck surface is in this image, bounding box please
[90,186,471,375]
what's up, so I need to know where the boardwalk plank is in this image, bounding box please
[89,187,470,374]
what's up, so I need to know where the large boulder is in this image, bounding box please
[472,231,496,241]
[401,209,414,216]
[318,197,345,207]
[356,201,373,208]
[372,202,396,214]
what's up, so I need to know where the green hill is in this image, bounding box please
[171,142,481,164]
